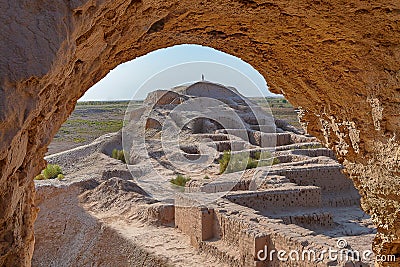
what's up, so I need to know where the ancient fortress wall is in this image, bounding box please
[45,132,119,166]
[269,165,354,192]
[224,186,322,211]
[174,196,353,266]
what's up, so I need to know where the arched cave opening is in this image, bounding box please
[0,3,398,265]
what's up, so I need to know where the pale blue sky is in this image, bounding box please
[79,44,281,101]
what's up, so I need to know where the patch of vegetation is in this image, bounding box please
[219,151,259,174]
[204,175,210,179]
[258,157,281,167]
[220,150,282,174]
[254,151,280,165]
[76,100,131,106]
[54,117,123,145]
[246,157,258,169]
[49,101,146,155]
[73,137,86,143]
[35,164,63,180]
[170,174,191,187]
[253,150,272,160]
[272,157,280,165]
[299,144,324,149]
[111,149,126,163]
[64,119,123,133]
[249,97,302,129]
[219,151,231,174]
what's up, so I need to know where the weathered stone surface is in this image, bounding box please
[0,0,399,265]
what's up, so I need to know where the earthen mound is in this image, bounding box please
[80,177,154,212]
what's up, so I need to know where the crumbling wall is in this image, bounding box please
[175,197,364,266]
[224,186,322,212]
[280,212,334,229]
[250,132,292,147]
[291,148,336,159]
[269,164,355,192]
[175,201,214,247]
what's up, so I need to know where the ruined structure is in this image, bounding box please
[32,84,376,266]
[0,0,399,266]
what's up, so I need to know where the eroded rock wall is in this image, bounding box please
[0,0,399,265]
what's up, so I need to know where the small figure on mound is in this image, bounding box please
[201,74,205,81]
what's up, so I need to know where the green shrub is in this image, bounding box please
[170,174,191,187]
[246,157,258,169]
[57,174,65,180]
[73,137,86,143]
[34,174,45,180]
[111,149,126,163]
[43,164,63,179]
[253,150,281,168]
[204,175,210,179]
[219,151,259,174]
[257,156,280,167]
[219,151,231,174]
[34,164,63,180]
[310,144,323,149]
[253,150,272,160]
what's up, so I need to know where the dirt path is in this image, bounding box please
[106,220,228,267]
